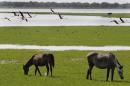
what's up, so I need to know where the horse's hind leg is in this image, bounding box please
[49,65,52,77]
[106,68,110,81]
[46,64,49,76]
[86,67,90,79]
[89,65,94,80]
[86,64,94,80]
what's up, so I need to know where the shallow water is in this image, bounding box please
[0,13,130,26]
[1,44,130,51]
[0,9,130,13]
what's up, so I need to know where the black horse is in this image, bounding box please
[86,52,124,81]
[23,53,55,76]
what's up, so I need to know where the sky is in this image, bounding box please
[0,0,130,4]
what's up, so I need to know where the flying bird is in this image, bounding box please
[4,17,11,21]
[12,12,17,16]
[111,20,119,24]
[119,17,125,23]
[57,12,63,19]
[50,8,56,14]
[27,12,32,18]
[19,11,25,20]
[25,18,28,22]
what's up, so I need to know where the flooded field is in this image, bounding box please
[1,44,130,51]
[0,13,130,26]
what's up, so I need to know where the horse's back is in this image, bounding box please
[87,52,116,68]
[32,53,55,66]
[33,54,48,66]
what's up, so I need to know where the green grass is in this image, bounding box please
[0,26,130,86]
[30,12,130,18]
[1,12,130,18]
[28,12,130,18]
[0,26,130,46]
[31,12,130,18]
[0,50,130,86]
[61,13,130,18]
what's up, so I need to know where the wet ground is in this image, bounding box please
[0,13,130,26]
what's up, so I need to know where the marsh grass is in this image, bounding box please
[0,50,130,86]
[0,26,130,86]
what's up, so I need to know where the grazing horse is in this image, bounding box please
[86,52,124,81]
[23,53,55,76]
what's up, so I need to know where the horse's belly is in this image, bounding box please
[95,65,107,69]
[33,60,46,66]
[95,63,110,69]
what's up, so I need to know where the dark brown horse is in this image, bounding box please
[86,52,124,81]
[23,53,55,76]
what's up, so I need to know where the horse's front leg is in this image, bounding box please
[46,64,49,76]
[106,68,110,81]
[111,67,115,81]
[87,65,94,80]
[35,67,38,76]
[36,66,42,76]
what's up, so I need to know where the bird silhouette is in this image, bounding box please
[19,11,25,20]
[12,12,17,16]
[111,20,119,24]
[50,8,56,14]
[4,17,11,21]
[119,17,125,23]
[57,12,63,19]
[27,12,32,18]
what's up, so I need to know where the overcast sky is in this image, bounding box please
[0,0,130,3]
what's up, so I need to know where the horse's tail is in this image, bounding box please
[48,54,55,68]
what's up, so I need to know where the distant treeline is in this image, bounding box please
[0,1,130,9]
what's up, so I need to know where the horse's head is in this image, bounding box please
[118,65,124,79]
[23,65,29,75]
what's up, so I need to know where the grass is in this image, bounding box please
[0,50,130,86]
[0,26,130,46]
[1,12,130,18]
[26,12,130,18]
[0,26,130,86]
[30,12,130,18]
[61,13,130,18]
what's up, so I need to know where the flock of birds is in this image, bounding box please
[108,13,126,24]
[111,17,125,24]
[3,11,32,22]
[1,9,128,25]
[2,8,63,22]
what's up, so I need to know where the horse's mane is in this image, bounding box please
[87,52,98,58]
[25,54,37,67]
